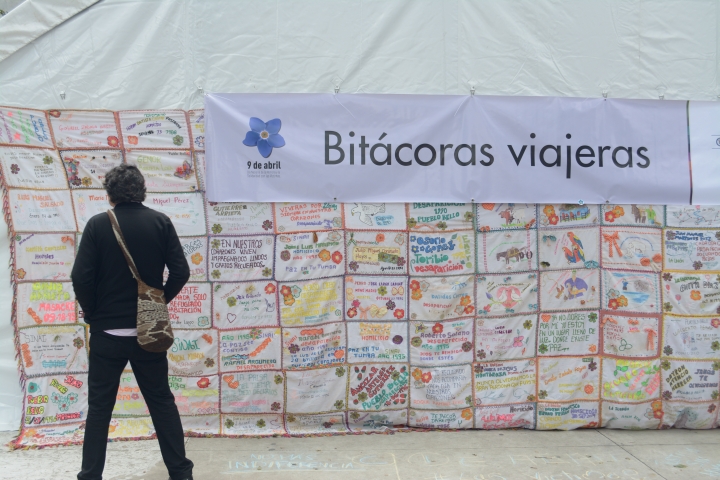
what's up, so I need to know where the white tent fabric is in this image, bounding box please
[0,0,718,431]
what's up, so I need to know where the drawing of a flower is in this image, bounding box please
[588,360,597,371]
[523,320,533,330]
[280,286,292,297]
[224,418,234,429]
[280,250,291,261]
[604,211,615,222]
[226,296,237,307]
[538,344,548,354]
[461,408,473,420]
[392,335,403,345]
[538,390,548,399]
[73,337,84,349]
[663,302,673,312]
[262,220,273,231]
[331,251,343,264]
[461,341,473,352]
[262,267,272,277]
[690,290,702,301]
[411,337,422,347]
[396,257,406,267]
[378,286,387,296]
[318,249,331,262]
[256,419,266,428]
[335,366,345,377]
[288,344,299,354]
[386,300,396,310]
[172,135,183,146]
[407,218,417,228]
[348,261,359,272]
[421,372,432,383]
[712,341,720,351]
[196,377,210,389]
[264,283,276,294]
[188,252,202,265]
[15,268,26,279]
[464,305,475,315]
[411,290,422,300]
[432,323,443,334]
[347,307,357,318]
[712,318,720,328]
[243,118,285,158]
[476,349,486,360]
[271,402,281,411]
[211,224,222,234]
[412,368,423,381]
[107,136,119,147]
[662,390,672,400]
[27,382,38,393]
[10,164,19,174]
[394,309,405,319]
[204,358,215,368]
[548,215,559,225]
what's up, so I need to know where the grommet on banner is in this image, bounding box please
[333,197,337,202]
[659,93,664,100]
[470,87,475,96]
[578,200,584,205]
[59,91,66,100]
[334,86,339,94]
[471,198,475,203]
[602,90,608,99]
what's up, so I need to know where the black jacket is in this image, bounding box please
[71,202,190,333]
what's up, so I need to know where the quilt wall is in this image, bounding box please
[1,107,719,448]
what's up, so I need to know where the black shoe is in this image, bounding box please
[169,477,193,480]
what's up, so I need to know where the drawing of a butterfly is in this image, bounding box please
[392,286,405,295]
[174,160,194,180]
[51,391,79,411]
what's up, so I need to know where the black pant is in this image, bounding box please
[78,332,193,480]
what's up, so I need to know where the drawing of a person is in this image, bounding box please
[563,270,588,300]
[646,205,656,225]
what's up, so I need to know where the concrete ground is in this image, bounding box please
[1,429,719,479]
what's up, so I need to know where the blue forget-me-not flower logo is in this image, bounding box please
[243,117,285,158]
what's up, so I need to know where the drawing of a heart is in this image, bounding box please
[227,313,237,324]
[541,314,551,322]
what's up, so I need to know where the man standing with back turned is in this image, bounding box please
[72,164,194,480]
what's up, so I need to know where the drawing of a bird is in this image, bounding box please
[351,203,386,226]
[562,232,585,264]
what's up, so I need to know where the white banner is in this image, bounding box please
[205,94,703,204]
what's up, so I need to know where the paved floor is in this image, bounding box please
[2,429,719,479]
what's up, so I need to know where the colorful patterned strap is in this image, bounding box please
[107,209,143,282]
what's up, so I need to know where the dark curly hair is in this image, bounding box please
[103,164,146,204]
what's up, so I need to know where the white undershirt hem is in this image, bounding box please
[104,328,138,337]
